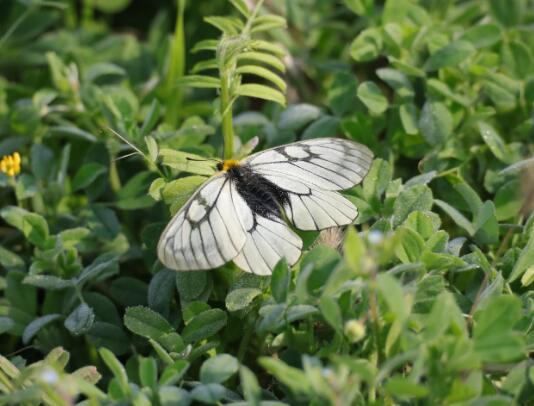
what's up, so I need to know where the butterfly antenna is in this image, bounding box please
[113,151,139,162]
[106,127,144,157]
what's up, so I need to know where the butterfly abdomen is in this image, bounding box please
[227,164,289,220]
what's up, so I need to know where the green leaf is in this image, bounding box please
[426,79,471,107]
[72,163,107,191]
[200,354,239,384]
[509,227,534,282]
[176,75,221,89]
[403,211,441,240]
[139,357,158,389]
[22,314,62,344]
[386,376,429,398]
[191,39,219,53]
[238,51,285,72]
[30,143,54,181]
[488,0,522,26]
[423,291,467,340]
[434,199,476,236]
[204,16,243,35]
[259,357,311,394]
[85,62,126,82]
[160,360,190,385]
[343,226,366,271]
[191,59,218,73]
[176,271,209,302]
[21,213,49,248]
[376,68,414,99]
[394,226,425,263]
[271,258,290,303]
[124,306,173,340]
[460,23,502,48]
[236,65,286,91]
[473,201,499,245]
[88,322,130,356]
[399,103,419,135]
[251,15,287,33]
[319,296,342,333]
[418,101,453,144]
[159,149,216,176]
[357,81,388,114]
[64,303,95,335]
[0,317,14,334]
[0,245,24,271]
[495,180,522,221]
[115,171,157,210]
[190,383,226,404]
[6,271,37,316]
[229,0,250,17]
[59,227,90,248]
[148,269,176,316]
[181,309,227,343]
[362,158,392,202]
[99,347,130,396]
[423,41,476,71]
[350,28,382,62]
[377,274,408,322]
[236,84,286,106]
[144,136,158,163]
[477,121,511,163]
[343,0,374,15]
[521,266,534,287]
[302,115,340,139]
[225,288,261,312]
[278,104,321,132]
[473,295,525,362]
[393,185,433,226]
[162,175,208,212]
[240,366,261,404]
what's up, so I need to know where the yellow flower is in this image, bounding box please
[0,152,21,177]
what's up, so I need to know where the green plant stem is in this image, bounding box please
[164,0,186,127]
[221,71,234,160]
[220,0,266,160]
[82,0,94,27]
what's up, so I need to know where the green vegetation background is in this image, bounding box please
[0,0,533,404]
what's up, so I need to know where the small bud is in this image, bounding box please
[344,319,366,343]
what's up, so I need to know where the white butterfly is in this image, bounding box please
[157,138,373,275]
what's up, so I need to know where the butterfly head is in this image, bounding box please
[217,159,240,172]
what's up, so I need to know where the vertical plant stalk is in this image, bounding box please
[221,70,234,160]
[164,0,186,127]
[81,0,94,27]
[220,0,265,160]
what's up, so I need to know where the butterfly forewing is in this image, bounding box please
[157,174,250,270]
[245,138,373,191]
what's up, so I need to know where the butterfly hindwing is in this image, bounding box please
[232,215,303,275]
[157,174,253,270]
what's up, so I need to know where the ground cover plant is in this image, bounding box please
[0,0,533,404]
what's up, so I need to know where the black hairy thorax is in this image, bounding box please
[226,164,289,220]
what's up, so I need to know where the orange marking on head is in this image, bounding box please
[221,160,240,171]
